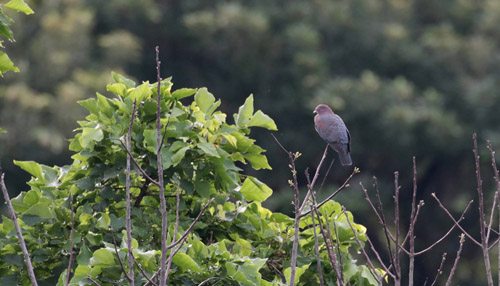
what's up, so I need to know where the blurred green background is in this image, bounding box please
[2,0,500,284]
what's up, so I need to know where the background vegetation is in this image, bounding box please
[2,0,500,284]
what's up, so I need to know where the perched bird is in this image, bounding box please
[313,104,352,166]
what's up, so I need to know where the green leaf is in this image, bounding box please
[24,202,54,218]
[81,127,104,148]
[14,160,43,180]
[23,190,39,206]
[197,142,220,158]
[106,83,126,97]
[0,51,19,76]
[195,88,215,113]
[248,110,278,131]
[78,98,99,115]
[0,127,6,134]
[90,248,115,266]
[4,0,34,14]
[236,95,254,127]
[244,153,272,170]
[171,252,202,272]
[77,242,92,266]
[284,263,311,285]
[239,177,273,202]
[129,81,152,102]
[172,88,197,100]
[171,146,189,166]
[112,71,136,88]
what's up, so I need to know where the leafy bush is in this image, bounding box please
[0,73,379,285]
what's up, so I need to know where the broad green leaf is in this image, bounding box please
[197,142,220,158]
[23,190,39,206]
[195,180,211,198]
[284,263,311,285]
[244,153,272,170]
[81,127,104,148]
[171,146,189,166]
[78,98,99,115]
[172,88,197,100]
[70,265,91,283]
[24,202,54,218]
[4,0,34,14]
[112,71,136,88]
[14,160,43,180]
[234,238,252,256]
[172,252,202,272]
[0,51,19,76]
[248,110,278,130]
[236,94,254,127]
[106,83,126,97]
[77,242,92,266]
[195,88,215,113]
[90,248,115,266]
[96,213,110,230]
[129,81,152,102]
[239,177,272,202]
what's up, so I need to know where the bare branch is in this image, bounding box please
[445,234,465,286]
[415,200,472,255]
[408,157,417,286]
[109,227,131,282]
[113,138,159,186]
[432,193,480,246]
[342,207,381,284]
[126,99,137,285]
[309,193,324,286]
[155,46,168,286]
[394,171,401,281]
[430,253,446,286]
[473,133,494,286]
[487,140,500,286]
[0,170,38,286]
[301,168,357,218]
[87,275,103,286]
[133,256,158,286]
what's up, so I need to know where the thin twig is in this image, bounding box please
[445,234,465,286]
[87,275,103,286]
[473,133,494,286]
[342,207,381,284]
[430,253,446,286]
[415,200,472,255]
[65,194,75,286]
[126,99,137,285]
[113,138,159,186]
[109,227,131,282]
[309,194,324,286]
[408,157,417,286]
[165,198,215,283]
[298,145,329,214]
[364,234,395,279]
[155,46,168,286]
[0,171,39,286]
[432,193,480,246]
[394,171,401,283]
[487,140,500,286]
[132,256,158,286]
[301,168,356,218]
[167,198,215,250]
[315,208,342,285]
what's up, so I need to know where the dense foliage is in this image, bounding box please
[0,74,380,285]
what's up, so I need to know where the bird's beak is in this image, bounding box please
[313,109,317,114]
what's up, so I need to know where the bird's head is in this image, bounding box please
[313,104,334,115]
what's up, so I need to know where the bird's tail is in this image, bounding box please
[339,152,352,166]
